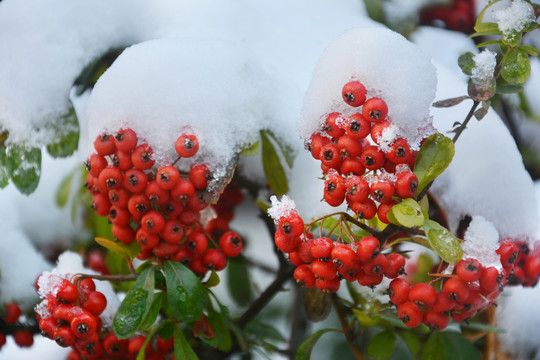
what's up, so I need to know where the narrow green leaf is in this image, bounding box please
[423,220,463,264]
[353,309,380,327]
[414,134,454,194]
[55,170,74,207]
[74,47,125,95]
[501,48,531,84]
[387,198,424,228]
[420,332,444,360]
[246,320,286,342]
[46,106,79,158]
[227,256,253,307]
[241,141,260,156]
[113,267,154,339]
[140,292,163,330]
[260,130,289,195]
[136,320,171,360]
[397,330,422,357]
[95,237,135,260]
[6,144,41,195]
[419,196,429,219]
[475,22,500,33]
[476,40,502,48]
[295,328,339,360]
[163,260,207,322]
[174,327,199,360]
[517,44,539,57]
[0,146,9,188]
[474,0,502,32]
[367,331,396,360]
[458,52,475,76]
[265,130,295,168]
[496,84,524,94]
[460,322,506,333]
[202,305,233,351]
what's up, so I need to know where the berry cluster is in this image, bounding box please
[85,129,244,277]
[420,0,475,33]
[35,275,109,357]
[0,302,35,350]
[305,80,419,222]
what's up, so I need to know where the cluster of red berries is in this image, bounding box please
[420,0,475,33]
[35,275,109,357]
[0,302,35,349]
[305,80,420,222]
[85,129,244,277]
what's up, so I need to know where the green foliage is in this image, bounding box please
[46,105,79,158]
[386,198,425,228]
[295,328,339,360]
[6,143,41,195]
[501,48,531,84]
[367,331,396,360]
[458,52,475,76]
[421,331,481,360]
[74,47,125,95]
[95,236,141,260]
[414,134,454,194]
[0,145,9,189]
[174,327,199,360]
[260,130,289,196]
[227,256,253,307]
[423,220,464,264]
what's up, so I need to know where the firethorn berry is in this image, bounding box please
[278,213,304,239]
[342,80,367,107]
[357,271,383,287]
[324,177,346,207]
[398,301,423,328]
[114,128,138,152]
[345,113,371,139]
[57,280,78,304]
[86,154,107,178]
[188,192,209,211]
[298,238,315,263]
[189,163,211,190]
[497,240,519,268]
[112,224,135,244]
[432,291,456,313]
[156,336,174,354]
[71,311,97,338]
[409,283,437,308]
[388,278,410,305]
[93,134,116,156]
[108,206,131,226]
[39,318,57,338]
[423,310,450,331]
[127,193,151,217]
[370,120,390,145]
[319,143,342,169]
[219,231,243,257]
[507,266,526,285]
[340,157,365,176]
[337,135,363,159]
[456,258,483,283]
[146,180,170,204]
[160,200,184,218]
[331,245,358,269]
[386,138,411,164]
[153,242,180,259]
[315,277,341,293]
[98,166,123,191]
[171,179,195,202]
[288,251,304,266]
[123,168,148,193]
[162,219,184,244]
[156,165,181,190]
[179,208,201,225]
[136,228,160,249]
[363,97,388,123]
[54,326,76,347]
[310,237,334,259]
[175,133,199,158]
[294,264,316,287]
[357,236,380,261]
[370,180,395,204]
[361,145,385,170]
[395,171,418,198]
[186,231,208,254]
[275,232,301,253]
[444,277,470,302]
[78,278,96,295]
[322,112,346,139]
[128,335,147,354]
[306,133,330,160]
[311,259,337,280]
[83,291,107,316]
[131,144,155,170]
[66,350,82,360]
[13,329,34,347]
[346,175,370,203]
[385,253,406,278]
[479,266,502,293]
[203,249,227,271]
[350,198,377,219]
[338,266,360,282]
[103,333,128,357]
[377,200,398,224]
[108,187,130,208]
[141,210,166,234]
[363,253,389,276]
[525,255,540,282]
[2,302,21,324]
[111,150,133,170]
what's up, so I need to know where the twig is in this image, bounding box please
[331,294,364,360]
[75,273,139,282]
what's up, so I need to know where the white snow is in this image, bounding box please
[471,49,497,90]
[462,216,502,269]
[268,195,298,223]
[299,27,438,151]
[495,0,536,36]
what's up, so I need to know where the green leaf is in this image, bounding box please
[227,256,253,307]
[501,30,522,48]
[295,328,339,360]
[6,144,41,195]
[501,48,531,84]
[173,327,199,360]
[204,270,221,288]
[440,331,481,360]
[458,52,475,76]
[517,45,539,57]
[246,320,286,342]
[260,130,289,195]
[367,331,396,360]
[460,322,506,333]
[419,196,429,219]
[387,198,424,228]
[496,84,524,94]
[476,40,502,48]
[241,141,260,156]
[140,292,163,330]
[265,130,295,168]
[423,220,463,264]
[74,47,125,95]
[55,170,74,207]
[353,309,380,327]
[397,330,421,357]
[163,260,207,322]
[95,237,140,260]
[421,332,444,360]
[46,106,79,158]
[0,146,9,188]
[474,0,502,32]
[363,0,384,22]
[432,96,470,108]
[113,267,155,339]
[202,305,233,351]
[414,133,454,194]
[476,22,500,33]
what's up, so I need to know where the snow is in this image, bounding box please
[495,0,536,36]
[299,27,437,151]
[471,50,497,90]
[462,216,502,269]
[268,195,298,223]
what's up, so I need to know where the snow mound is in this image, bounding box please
[463,216,502,269]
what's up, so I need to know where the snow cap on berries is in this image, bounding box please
[268,195,298,224]
[462,216,502,270]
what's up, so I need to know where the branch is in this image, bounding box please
[331,294,364,360]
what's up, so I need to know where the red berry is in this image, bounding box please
[423,310,449,331]
[388,278,410,305]
[128,335,146,354]
[357,271,383,287]
[111,150,133,170]
[360,146,385,170]
[275,232,301,253]
[432,291,456,313]
[156,165,181,190]
[156,336,174,354]
[162,220,185,244]
[153,241,180,259]
[93,134,116,156]
[146,180,170,204]
[86,154,107,178]
[315,277,341,293]
[319,143,342,170]
[108,187,130,208]
[141,210,166,234]
[54,326,76,347]
[338,135,363,158]
[179,208,200,225]
[108,205,131,226]
[39,318,57,339]
[2,302,21,325]
[189,164,211,190]
[83,291,107,316]
[124,168,148,193]
[409,283,436,308]
[356,236,380,261]
[306,133,330,160]
[219,231,243,257]
[331,245,359,269]
[386,138,411,164]
[294,264,316,287]
[363,97,388,122]
[342,80,367,107]
[345,175,370,203]
[114,128,138,152]
[345,113,371,139]
[175,133,199,158]
[350,198,377,219]
[13,329,34,347]
[370,120,390,144]
[98,166,123,191]
[525,255,540,283]
[171,179,195,202]
[311,259,337,280]
[444,277,470,302]
[127,193,151,217]
[278,213,304,239]
[479,267,502,293]
[203,249,227,271]
[370,180,395,204]
[112,224,135,244]
[397,302,423,328]
[70,311,97,338]
[131,144,155,170]
[310,237,334,259]
[395,171,418,199]
[187,191,209,211]
[340,157,366,176]
[496,239,519,268]
[103,332,128,357]
[57,280,78,304]
[363,253,389,276]
[298,238,315,263]
[322,112,346,138]
[456,258,483,283]
[186,231,209,254]
[377,200,398,224]
[159,200,184,218]
[324,175,346,207]
[384,253,406,278]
